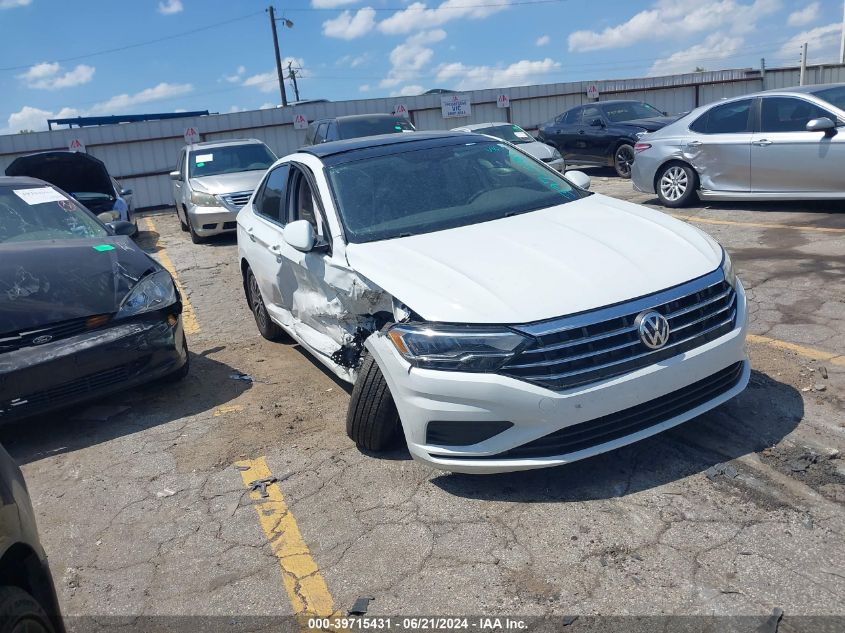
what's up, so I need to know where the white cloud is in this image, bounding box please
[0,0,31,8]
[535,34,550,47]
[242,58,303,93]
[778,22,842,63]
[359,84,371,92]
[158,0,183,14]
[381,29,446,88]
[312,0,359,7]
[787,2,819,26]
[648,33,743,75]
[378,0,510,35]
[568,0,780,52]
[91,82,193,113]
[323,7,376,39]
[435,58,560,90]
[391,85,424,96]
[337,53,370,68]
[228,105,246,113]
[3,105,79,134]
[18,62,95,90]
[260,102,276,110]
[223,65,246,83]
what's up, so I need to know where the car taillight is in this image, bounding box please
[634,143,651,153]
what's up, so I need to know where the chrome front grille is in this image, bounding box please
[220,190,253,210]
[500,269,737,391]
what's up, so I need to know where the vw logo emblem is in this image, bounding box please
[32,335,53,345]
[635,311,670,350]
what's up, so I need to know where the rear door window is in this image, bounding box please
[581,106,603,126]
[760,96,834,132]
[691,99,753,134]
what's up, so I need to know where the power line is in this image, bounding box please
[0,10,264,73]
[283,0,567,11]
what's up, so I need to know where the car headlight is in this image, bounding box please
[551,148,562,160]
[721,247,737,288]
[116,270,177,319]
[387,324,529,372]
[190,190,221,207]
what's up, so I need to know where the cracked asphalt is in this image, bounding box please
[1,173,844,622]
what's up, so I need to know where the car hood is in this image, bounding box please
[5,151,114,197]
[0,237,160,335]
[344,194,722,324]
[189,170,265,195]
[518,141,558,161]
[619,116,677,131]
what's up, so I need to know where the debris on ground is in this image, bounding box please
[230,372,254,382]
[705,463,739,480]
[248,476,278,498]
[156,488,176,498]
[348,596,374,615]
[818,366,828,379]
[787,451,821,473]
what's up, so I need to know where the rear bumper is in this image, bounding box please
[0,314,187,422]
[187,204,238,237]
[631,153,662,194]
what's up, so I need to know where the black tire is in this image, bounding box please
[171,336,190,381]
[655,162,699,208]
[346,354,401,451]
[246,267,286,341]
[178,206,189,232]
[613,143,635,178]
[0,586,55,633]
[186,212,205,244]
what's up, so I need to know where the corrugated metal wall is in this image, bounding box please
[1,63,840,210]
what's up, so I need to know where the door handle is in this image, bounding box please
[686,140,702,147]
[752,139,773,146]
[270,244,281,253]
[247,227,256,242]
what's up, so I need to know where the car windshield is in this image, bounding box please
[0,184,107,243]
[339,117,414,138]
[603,102,664,122]
[326,140,583,243]
[189,144,276,178]
[472,124,534,144]
[813,86,845,113]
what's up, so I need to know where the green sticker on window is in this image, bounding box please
[196,162,205,167]
[93,244,115,252]
[394,125,402,131]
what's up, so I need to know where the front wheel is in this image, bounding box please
[0,586,55,633]
[246,268,286,341]
[614,144,635,178]
[346,354,401,451]
[186,212,205,244]
[656,163,698,207]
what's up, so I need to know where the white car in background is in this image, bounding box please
[451,122,565,171]
[170,138,277,243]
[237,131,748,474]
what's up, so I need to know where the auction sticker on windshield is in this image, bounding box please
[195,154,213,163]
[13,187,67,205]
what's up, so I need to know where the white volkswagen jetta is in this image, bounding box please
[237,131,748,474]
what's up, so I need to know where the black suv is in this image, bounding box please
[304,114,415,145]
[537,100,676,178]
[0,444,65,633]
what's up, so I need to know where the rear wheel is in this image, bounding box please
[0,586,55,633]
[656,163,698,207]
[346,354,402,451]
[246,268,285,341]
[613,144,635,178]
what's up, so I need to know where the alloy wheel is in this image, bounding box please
[615,146,634,177]
[659,166,689,202]
[248,273,268,330]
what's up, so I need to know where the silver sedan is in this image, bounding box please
[451,122,565,171]
[631,83,845,207]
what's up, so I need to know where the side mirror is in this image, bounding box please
[283,219,315,252]
[566,170,591,190]
[806,117,835,133]
[120,188,133,196]
[590,118,604,127]
[169,171,181,181]
[107,220,136,236]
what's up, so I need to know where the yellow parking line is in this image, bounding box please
[141,217,200,335]
[236,457,337,621]
[748,334,845,367]
[668,214,845,234]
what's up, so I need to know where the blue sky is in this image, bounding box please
[1,0,842,133]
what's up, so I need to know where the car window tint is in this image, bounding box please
[256,164,290,224]
[176,150,185,178]
[561,107,580,124]
[581,106,603,125]
[337,117,414,139]
[305,122,317,145]
[760,97,833,133]
[813,86,845,111]
[287,167,326,238]
[326,121,339,141]
[694,99,752,134]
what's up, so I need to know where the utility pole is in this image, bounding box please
[840,0,844,64]
[287,61,301,102]
[268,6,288,107]
[760,57,766,90]
[799,42,808,86]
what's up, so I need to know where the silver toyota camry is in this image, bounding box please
[631,83,845,207]
[451,122,566,171]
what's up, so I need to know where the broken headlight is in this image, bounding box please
[387,324,529,372]
[190,190,221,207]
[721,247,737,288]
[116,270,177,319]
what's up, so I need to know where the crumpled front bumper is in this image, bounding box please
[0,314,187,422]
